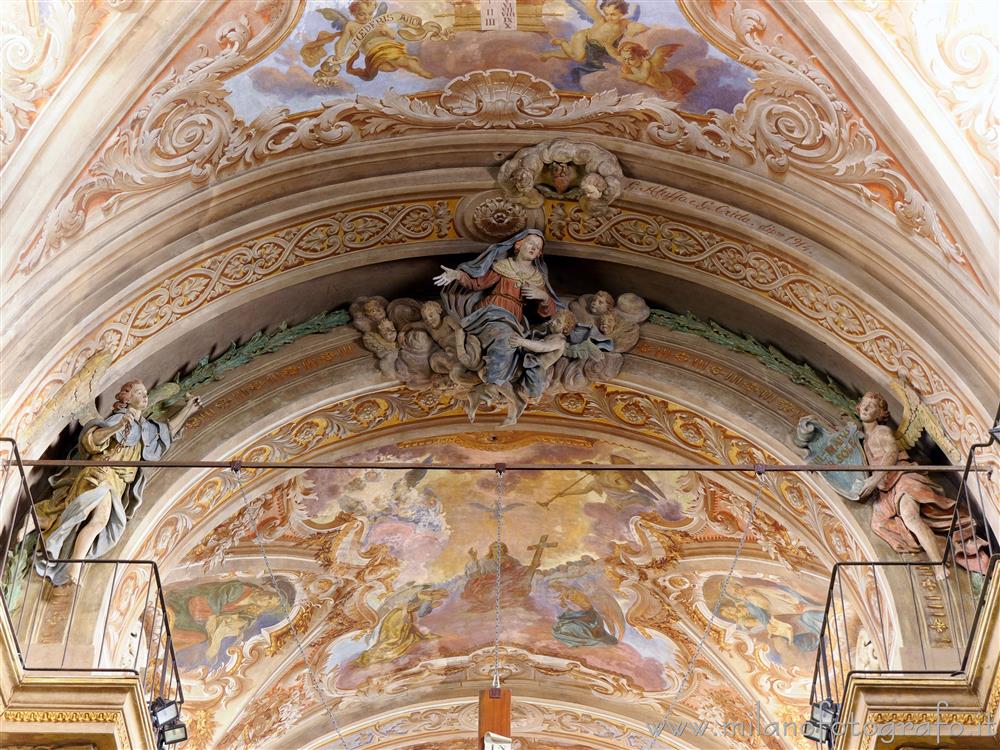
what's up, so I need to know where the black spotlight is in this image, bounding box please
[150,697,186,747]
[803,699,838,747]
[150,697,179,727]
[159,721,188,746]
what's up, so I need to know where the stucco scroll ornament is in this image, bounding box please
[853,0,999,174]
[20,2,349,273]
[498,138,623,217]
[721,4,963,266]
[0,0,106,164]
[350,230,649,425]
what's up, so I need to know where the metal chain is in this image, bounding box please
[645,466,768,749]
[232,468,351,750]
[492,466,505,689]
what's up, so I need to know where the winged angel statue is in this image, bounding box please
[4,362,201,590]
[300,1,451,86]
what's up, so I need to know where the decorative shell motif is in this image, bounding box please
[438,69,561,127]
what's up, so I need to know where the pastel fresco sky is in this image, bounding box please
[226,0,753,120]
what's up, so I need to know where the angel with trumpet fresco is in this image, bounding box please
[300,1,450,86]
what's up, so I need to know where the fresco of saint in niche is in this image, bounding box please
[166,578,294,673]
[226,0,753,120]
[301,434,699,691]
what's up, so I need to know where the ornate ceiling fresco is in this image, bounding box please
[120,384,877,750]
[1,0,997,748]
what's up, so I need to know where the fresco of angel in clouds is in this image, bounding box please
[301,0,451,85]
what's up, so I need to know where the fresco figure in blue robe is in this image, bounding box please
[551,584,623,647]
[719,581,824,654]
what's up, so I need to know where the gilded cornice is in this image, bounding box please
[1,709,132,750]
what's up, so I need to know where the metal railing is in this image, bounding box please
[0,437,183,714]
[808,418,1000,742]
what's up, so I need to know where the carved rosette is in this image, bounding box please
[455,190,539,242]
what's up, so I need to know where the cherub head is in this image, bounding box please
[362,298,387,323]
[550,309,576,335]
[600,0,629,20]
[511,166,535,193]
[349,0,376,22]
[588,290,614,316]
[549,161,578,193]
[514,232,544,261]
[580,172,607,199]
[598,313,618,336]
[377,319,397,343]
[617,41,648,64]
[420,300,443,329]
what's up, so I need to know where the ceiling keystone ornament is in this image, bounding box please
[497,138,624,216]
[14,3,969,279]
[457,190,537,242]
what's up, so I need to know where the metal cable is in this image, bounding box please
[492,466,505,689]
[233,469,351,750]
[645,467,768,749]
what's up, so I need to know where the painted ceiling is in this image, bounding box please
[1,0,997,749]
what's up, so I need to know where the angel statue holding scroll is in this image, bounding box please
[29,380,201,585]
[853,391,990,579]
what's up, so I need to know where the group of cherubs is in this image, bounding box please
[351,290,649,424]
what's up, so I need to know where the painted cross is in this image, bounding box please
[528,534,557,571]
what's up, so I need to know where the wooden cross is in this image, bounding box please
[479,687,511,749]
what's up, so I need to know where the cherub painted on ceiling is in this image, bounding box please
[301,1,451,86]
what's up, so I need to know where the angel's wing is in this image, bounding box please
[649,43,683,70]
[22,350,112,449]
[890,379,959,459]
[317,7,351,29]
[630,3,641,22]
[565,0,597,23]
[375,1,388,17]
[387,297,423,329]
[564,341,592,360]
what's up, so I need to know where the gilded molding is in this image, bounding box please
[11,195,983,478]
[1,709,132,750]
[8,199,456,438]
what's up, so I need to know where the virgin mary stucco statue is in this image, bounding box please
[433,228,563,419]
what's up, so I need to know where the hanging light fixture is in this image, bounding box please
[478,465,513,750]
[803,699,838,747]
